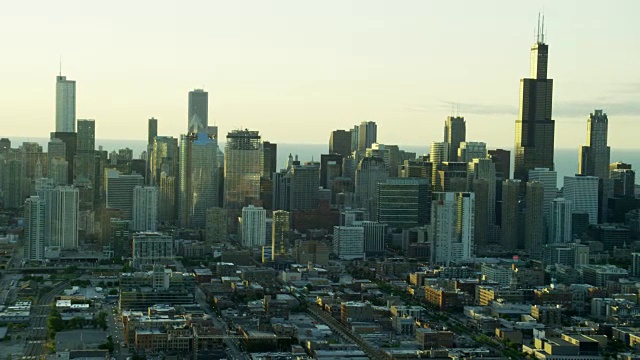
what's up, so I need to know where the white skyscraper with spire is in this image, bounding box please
[56,75,76,132]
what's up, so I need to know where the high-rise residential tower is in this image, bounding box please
[271,210,290,260]
[444,116,466,161]
[132,186,158,232]
[525,181,545,259]
[579,110,610,179]
[501,179,521,250]
[429,192,475,266]
[513,18,555,182]
[40,186,79,250]
[24,196,45,260]
[429,141,449,188]
[56,75,76,132]
[187,89,208,133]
[241,205,266,247]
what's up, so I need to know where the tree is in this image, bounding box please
[47,310,64,337]
[96,311,108,330]
[98,335,114,353]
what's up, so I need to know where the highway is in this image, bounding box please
[22,280,70,359]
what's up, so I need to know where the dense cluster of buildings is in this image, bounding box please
[1,16,640,360]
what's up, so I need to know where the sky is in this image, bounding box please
[0,0,639,150]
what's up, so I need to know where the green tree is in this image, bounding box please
[98,336,114,353]
[47,310,64,337]
[96,311,108,330]
[98,335,115,353]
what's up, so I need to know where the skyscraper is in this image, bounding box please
[501,179,521,250]
[457,142,487,163]
[1,159,24,209]
[41,186,79,249]
[187,89,208,134]
[429,141,449,188]
[549,198,572,244]
[132,186,158,231]
[56,75,76,133]
[435,162,468,192]
[329,129,352,157]
[224,130,262,214]
[24,196,45,260]
[355,221,387,257]
[429,192,475,265]
[355,157,389,219]
[320,153,343,190]
[289,162,320,210]
[513,19,555,182]
[50,132,77,184]
[563,175,599,225]
[488,149,511,180]
[528,168,558,222]
[75,119,96,185]
[148,118,158,146]
[271,210,290,260]
[332,226,365,260]
[357,121,377,152]
[241,205,266,247]
[444,116,466,161]
[205,207,227,243]
[468,158,497,244]
[105,169,144,220]
[610,163,635,197]
[525,181,545,259]
[76,120,95,152]
[261,141,277,180]
[376,178,431,229]
[178,132,219,228]
[579,110,610,179]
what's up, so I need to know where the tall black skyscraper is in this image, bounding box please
[513,16,555,182]
[444,116,466,161]
[148,118,158,146]
[188,89,208,134]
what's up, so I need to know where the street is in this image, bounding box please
[23,280,70,359]
[194,286,248,360]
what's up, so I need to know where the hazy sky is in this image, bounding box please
[1,1,639,149]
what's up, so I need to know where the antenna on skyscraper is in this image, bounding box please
[541,13,546,43]
[536,13,541,43]
[59,55,62,76]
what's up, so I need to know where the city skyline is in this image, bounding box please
[1,1,639,149]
